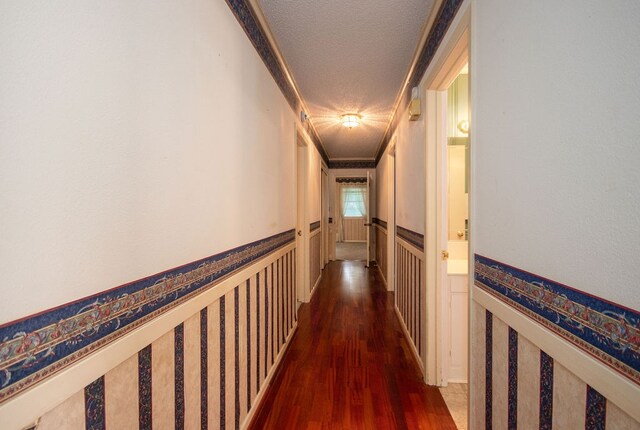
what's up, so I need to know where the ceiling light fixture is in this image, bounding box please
[341,114,361,128]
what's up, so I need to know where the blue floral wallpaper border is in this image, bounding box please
[329,160,376,169]
[396,225,424,250]
[335,177,367,184]
[0,229,295,404]
[372,217,387,230]
[376,0,464,163]
[474,254,640,386]
[224,0,329,164]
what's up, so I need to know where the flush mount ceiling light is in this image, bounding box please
[341,114,361,128]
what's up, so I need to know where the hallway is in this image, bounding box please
[2,1,639,429]
[250,261,456,429]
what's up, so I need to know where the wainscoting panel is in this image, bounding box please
[1,232,297,429]
[472,254,640,428]
[310,223,322,294]
[395,231,425,372]
[374,223,387,283]
[342,217,366,242]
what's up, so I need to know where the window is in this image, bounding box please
[341,186,366,218]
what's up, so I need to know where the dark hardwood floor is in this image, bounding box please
[249,261,457,429]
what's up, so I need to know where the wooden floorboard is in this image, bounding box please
[249,261,457,429]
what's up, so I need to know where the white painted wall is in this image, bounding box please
[375,154,389,221]
[394,103,426,233]
[307,144,322,223]
[0,1,299,322]
[472,0,640,308]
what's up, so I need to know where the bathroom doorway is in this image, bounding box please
[424,20,470,429]
[437,63,470,430]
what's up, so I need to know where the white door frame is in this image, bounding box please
[365,172,371,266]
[296,131,311,304]
[422,2,471,386]
[387,140,397,292]
[321,166,329,268]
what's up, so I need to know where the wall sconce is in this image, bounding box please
[409,86,421,121]
[341,114,361,128]
[457,119,469,134]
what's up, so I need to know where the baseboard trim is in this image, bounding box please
[242,321,298,429]
[394,306,425,377]
[310,272,322,300]
[374,262,388,287]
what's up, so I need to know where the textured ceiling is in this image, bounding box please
[257,0,435,159]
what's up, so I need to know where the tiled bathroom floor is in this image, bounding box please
[439,383,468,430]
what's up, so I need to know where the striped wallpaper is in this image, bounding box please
[395,228,425,368]
[374,223,388,283]
[342,218,367,242]
[37,247,298,429]
[309,228,322,292]
[471,303,637,429]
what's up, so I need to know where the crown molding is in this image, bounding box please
[375,0,464,164]
[226,0,330,164]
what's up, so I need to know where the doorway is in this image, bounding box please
[437,63,470,430]
[334,176,369,262]
[424,14,470,430]
[296,132,310,304]
[321,167,329,268]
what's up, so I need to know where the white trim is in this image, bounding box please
[474,287,640,423]
[242,321,298,430]
[310,271,322,300]
[377,266,388,287]
[394,307,425,377]
[395,235,425,260]
[0,243,295,430]
[423,0,472,387]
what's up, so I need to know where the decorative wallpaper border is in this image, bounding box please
[335,177,367,184]
[376,0,464,163]
[396,225,424,250]
[0,229,295,404]
[373,218,387,230]
[309,221,321,232]
[328,160,376,169]
[224,0,329,164]
[474,254,640,386]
